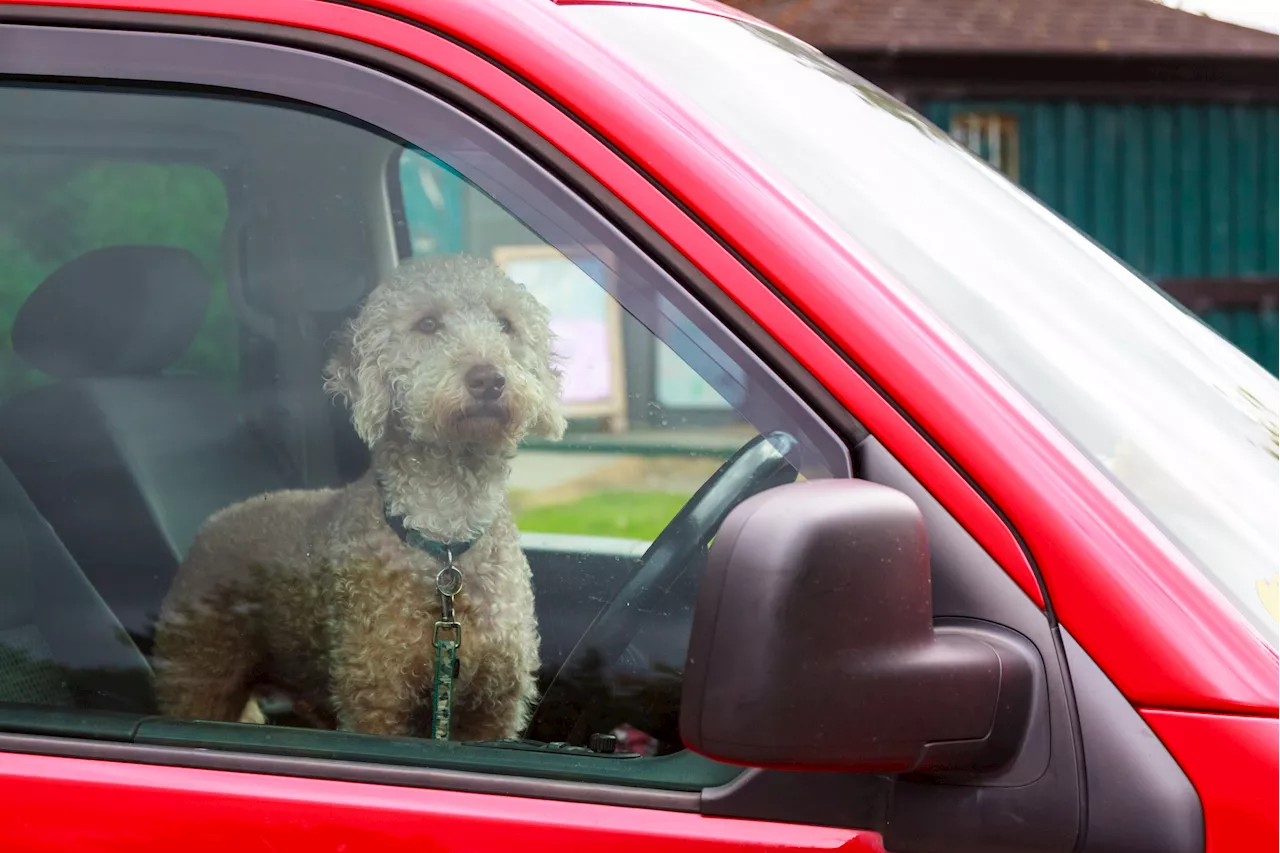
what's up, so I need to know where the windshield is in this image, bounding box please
[570,6,1280,643]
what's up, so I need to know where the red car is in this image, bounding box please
[0,1,1274,851]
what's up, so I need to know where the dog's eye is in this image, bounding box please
[417,316,440,334]
[498,317,513,335]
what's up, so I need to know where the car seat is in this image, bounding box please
[0,245,287,653]
[0,459,153,712]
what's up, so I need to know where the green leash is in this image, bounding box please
[379,487,479,742]
[431,549,464,741]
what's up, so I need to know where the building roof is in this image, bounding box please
[720,0,1280,57]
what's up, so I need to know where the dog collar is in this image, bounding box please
[376,479,486,561]
[383,510,481,562]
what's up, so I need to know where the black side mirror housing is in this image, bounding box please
[680,479,1037,774]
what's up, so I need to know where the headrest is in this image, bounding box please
[12,246,211,379]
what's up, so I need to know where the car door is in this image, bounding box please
[0,4,1212,853]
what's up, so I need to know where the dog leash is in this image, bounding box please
[431,547,464,741]
[381,499,482,741]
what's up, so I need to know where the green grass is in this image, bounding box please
[515,490,690,541]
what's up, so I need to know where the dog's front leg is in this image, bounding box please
[326,573,429,738]
[329,624,424,737]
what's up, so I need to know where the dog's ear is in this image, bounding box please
[530,361,568,441]
[322,327,357,404]
[323,323,392,447]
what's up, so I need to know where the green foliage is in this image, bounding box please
[514,490,691,541]
[0,157,235,397]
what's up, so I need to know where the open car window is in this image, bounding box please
[0,55,848,791]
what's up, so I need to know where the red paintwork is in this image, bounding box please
[1142,710,1280,853]
[0,0,1276,849]
[0,752,880,852]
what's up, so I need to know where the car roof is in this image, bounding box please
[550,0,758,21]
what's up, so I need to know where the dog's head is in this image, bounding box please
[324,254,566,452]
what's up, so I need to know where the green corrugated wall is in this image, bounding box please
[921,99,1279,374]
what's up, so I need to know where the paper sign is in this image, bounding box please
[493,246,627,424]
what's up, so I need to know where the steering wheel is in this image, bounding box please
[526,431,800,742]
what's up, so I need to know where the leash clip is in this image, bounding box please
[433,620,462,647]
[436,546,464,623]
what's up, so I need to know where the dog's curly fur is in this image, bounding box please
[152,253,566,740]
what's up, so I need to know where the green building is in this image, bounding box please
[730,0,1279,372]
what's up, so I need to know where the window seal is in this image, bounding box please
[0,733,700,812]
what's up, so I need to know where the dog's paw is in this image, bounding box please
[238,695,268,725]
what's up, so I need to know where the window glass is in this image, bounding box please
[0,81,847,788]
[0,155,232,396]
[397,148,758,544]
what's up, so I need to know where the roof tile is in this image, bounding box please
[720,0,1279,56]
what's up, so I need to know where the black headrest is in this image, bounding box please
[12,246,211,379]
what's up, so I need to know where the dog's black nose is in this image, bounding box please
[465,364,506,401]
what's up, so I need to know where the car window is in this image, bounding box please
[0,78,848,790]
[0,155,233,397]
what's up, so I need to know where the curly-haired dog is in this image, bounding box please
[152,253,566,740]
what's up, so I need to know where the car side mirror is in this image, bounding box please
[680,479,1037,774]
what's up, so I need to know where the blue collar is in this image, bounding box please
[378,479,484,561]
[383,509,480,562]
